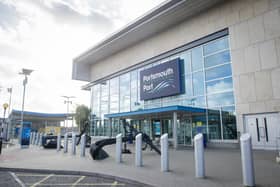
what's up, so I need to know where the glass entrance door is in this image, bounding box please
[178,118,193,146]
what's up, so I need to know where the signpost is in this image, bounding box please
[140,58,182,100]
[20,122,31,148]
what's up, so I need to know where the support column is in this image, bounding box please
[173,112,178,149]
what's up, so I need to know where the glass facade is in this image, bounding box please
[90,35,237,141]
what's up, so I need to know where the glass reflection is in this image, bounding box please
[100,81,109,120]
[181,51,191,74]
[208,109,221,139]
[191,47,203,71]
[130,70,138,111]
[207,91,234,107]
[222,106,237,139]
[185,74,193,97]
[92,84,100,117]
[120,73,130,112]
[206,77,233,94]
[203,37,229,56]
[204,50,230,68]
[205,64,232,81]
[109,77,119,113]
[193,71,204,96]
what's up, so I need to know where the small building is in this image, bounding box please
[72,0,280,150]
[8,110,75,139]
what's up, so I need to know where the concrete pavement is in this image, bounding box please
[0,143,280,187]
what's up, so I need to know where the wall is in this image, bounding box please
[90,0,280,133]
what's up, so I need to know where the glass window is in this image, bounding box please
[192,71,204,96]
[203,37,229,56]
[137,68,144,110]
[92,84,100,117]
[193,96,206,107]
[185,74,193,97]
[192,114,207,137]
[109,77,119,113]
[130,70,139,111]
[100,81,109,118]
[181,51,191,74]
[207,91,235,108]
[204,50,230,68]
[205,64,232,81]
[120,73,130,112]
[206,77,233,94]
[208,109,221,140]
[191,47,203,71]
[222,106,237,139]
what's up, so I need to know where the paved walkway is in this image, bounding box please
[0,143,280,187]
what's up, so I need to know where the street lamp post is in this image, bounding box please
[0,103,8,154]
[19,68,33,146]
[62,96,75,133]
[7,88,12,115]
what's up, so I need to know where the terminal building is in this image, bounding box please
[72,0,280,150]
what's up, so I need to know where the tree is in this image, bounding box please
[74,104,90,133]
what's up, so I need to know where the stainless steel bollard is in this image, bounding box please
[32,133,36,145]
[36,133,40,145]
[194,133,205,178]
[161,133,169,172]
[57,133,61,152]
[39,133,43,146]
[72,132,76,155]
[34,133,38,145]
[80,134,86,157]
[240,133,255,187]
[116,133,122,163]
[64,133,68,153]
[30,132,33,145]
[135,133,142,167]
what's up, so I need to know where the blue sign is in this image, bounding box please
[21,122,31,147]
[140,58,182,100]
[153,121,161,136]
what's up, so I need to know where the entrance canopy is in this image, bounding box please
[104,105,206,119]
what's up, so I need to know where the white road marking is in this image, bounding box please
[25,183,125,186]
[9,172,26,187]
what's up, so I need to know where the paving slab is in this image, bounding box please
[0,143,280,187]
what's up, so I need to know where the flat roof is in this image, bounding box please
[72,0,224,81]
[10,109,74,121]
[104,105,206,118]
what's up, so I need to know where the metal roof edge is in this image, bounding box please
[73,0,184,63]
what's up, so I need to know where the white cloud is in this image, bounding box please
[0,0,165,116]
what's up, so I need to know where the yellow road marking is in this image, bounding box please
[111,181,118,186]
[31,174,53,187]
[72,176,85,187]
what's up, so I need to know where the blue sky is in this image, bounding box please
[0,0,165,115]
